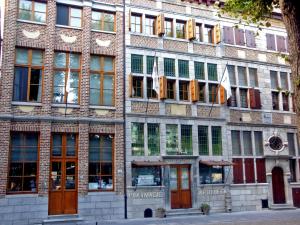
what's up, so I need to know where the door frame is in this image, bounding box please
[272,166,286,204]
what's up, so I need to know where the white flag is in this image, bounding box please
[152,59,159,95]
[66,67,71,94]
[220,66,232,99]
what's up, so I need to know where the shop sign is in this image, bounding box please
[128,191,164,199]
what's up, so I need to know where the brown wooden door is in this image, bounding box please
[49,134,78,215]
[272,167,286,204]
[170,165,192,209]
[292,188,300,207]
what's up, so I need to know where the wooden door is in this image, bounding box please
[49,134,78,215]
[170,165,192,209]
[292,188,300,208]
[272,167,286,204]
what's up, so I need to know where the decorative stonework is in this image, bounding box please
[265,133,288,154]
[96,39,111,47]
[60,34,77,43]
[22,29,40,39]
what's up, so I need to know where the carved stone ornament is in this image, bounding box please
[60,34,77,43]
[96,39,111,47]
[22,30,40,39]
[266,134,288,154]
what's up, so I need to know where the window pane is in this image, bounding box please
[52,134,62,156]
[55,52,66,68]
[207,63,217,81]
[195,62,204,80]
[70,54,80,69]
[178,60,189,78]
[166,125,178,155]
[243,131,253,155]
[71,8,81,17]
[212,126,222,155]
[199,83,205,102]
[19,9,32,20]
[164,58,175,77]
[103,13,114,31]
[270,71,278,89]
[231,130,241,155]
[34,10,46,23]
[70,18,81,27]
[32,50,43,66]
[13,67,28,101]
[132,166,162,186]
[146,56,155,75]
[92,11,101,20]
[29,69,42,102]
[287,133,296,156]
[240,89,248,108]
[179,81,189,101]
[56,4,69,26]
[131,54,143,73]
[198,126,208,155]
[16,49,28,65]
[228,65,236,85]
[181,125,192,155]
[19,0,32,10]
[131,123,144,156]
[147,124,160,156]
[103,75,113,106]
[66,134,76,156]
[280,72,288,90]
[249,68,258,87]
[34,2,46,13]
[90,56,101,71]
[272,92,279,110]
[254,131,263,156]
[238,66,247,86]
[90,89,100,105]
[104,57,114,72]
[209,84,218,103]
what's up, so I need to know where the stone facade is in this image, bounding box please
[0,0,124,224]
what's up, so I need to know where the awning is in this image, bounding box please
[200,160,234,166]
[132,161,169,166]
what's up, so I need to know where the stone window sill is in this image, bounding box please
[56,25,82,30]
[12,101,42,106]
[17,19,47,26]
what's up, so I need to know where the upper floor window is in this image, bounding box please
[18,0,46,23]
[195,23,203,42]
[164,58,175,77]
[204,25,214,43]
[176,20,186,39]
[7,132,39,193]
[131,123,144,156]
[131,54,143,74]
[178,60,189,78]
[130,13,142,33]
[266,33,287,52]
[92,11,115,32]
[165,18,173,37]
[195,62,204,80]
[90,56,114,106]
[56,4,82,28]
[145,16,156,35]
[13,48,43,102]
[53,52,80,104]
[207,63,217,81]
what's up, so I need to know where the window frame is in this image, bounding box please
[132,165,162,187]
[179,80,189,101]
[176,20,186,39]
[131,13,142,33]
[147,123,160,156]
[56,4,82,28]
[91,10,116,32]
[18,0,47,23]
[167,79,176,100]
[164,18,173,37]
[145,15,156,36]
[146,78,158,99]
[131,123,145,156]
[131,76,144,98]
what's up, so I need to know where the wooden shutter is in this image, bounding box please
[190,79,199,102]
[187,19,196,40]
[159,76,167,100]
[245,30,256,48]
[277,35,287,52]
[249,88,261,109]
[157,14,165,36]
[128,10,132,31]
[245,158,255,183]
[266,33,276,51]
[233,158,243,184]
[219,86,226,104]
[256,159,266,183]
[235,28,245,46]
[128,74,133,97]
[214,23,221,44]
[223,26,234,44]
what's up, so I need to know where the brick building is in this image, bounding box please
[125,0,300,218]
[0,0,125,224]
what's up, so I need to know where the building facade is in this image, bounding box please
[0,0,125,224]
[125,0,300,219]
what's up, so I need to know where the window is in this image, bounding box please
[282,94,289,111]
[181,125,192,155]
[229,88,237,107]
[56,4,82,27]
[147,78,157,99]
[280,72,288,90]
[243,131,253,155]
[240,89,248,108]
[146,56,157,75]
[270,71,278,89]
[53,52,80,104]
[249,68,258,87]
[212,126,222,155]
[198,83,206,102]
[245,158,255,183]
[254,131,263,156]
[89,134,113,190]
[178,60,189,78]
[132,166,162,186]
[145,16,156,35]
[232,158,243,184]
[272,92,279,110]
[238,66,247,86]
[131,123,144,156]
[91,11,115,32]
[228,65,236,85]
[167,79,176,100]
[90,56,114,106]
[277,35,287,52]
[231,130,241,156]
[131,14,142,33]
[131,54,143,74]
[13,48,43,102]
[289,159,296,182]
[18,0,46,23]
[195,62,205,80]
[256,159,266,183]
[245,30,256,48]
[198,126,208,155]
[164,18,173,37]
[176,20,186,39]
[207,63,217,81]
[195,23,203,42]
[199,163,224,184]
[147,124,160,156]
[287,133,296,156]
[132,76,143,98]
[179,81,189,101]
[209,84,218,103]
[166,124,178,155]
[266,33,276,51]
[7,132,38,193]
[235,28,245,46]
[164,58,175,77]
[204,25,214,43]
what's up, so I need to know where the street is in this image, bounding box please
[95,209,300,225]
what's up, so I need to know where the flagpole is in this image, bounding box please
[208,62,229,118]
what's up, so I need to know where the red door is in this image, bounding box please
[170,165,192,209]
[292,188,300,207]
[272,167,286,204]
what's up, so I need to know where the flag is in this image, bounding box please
[66,66,71,94]
[151,59,159,95]
[220,66,231,99]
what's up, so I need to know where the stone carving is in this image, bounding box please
[22,30,40,39]
[60,34,77,43]
[96,39,111,47]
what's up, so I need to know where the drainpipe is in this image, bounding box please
[122,0,128,219]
